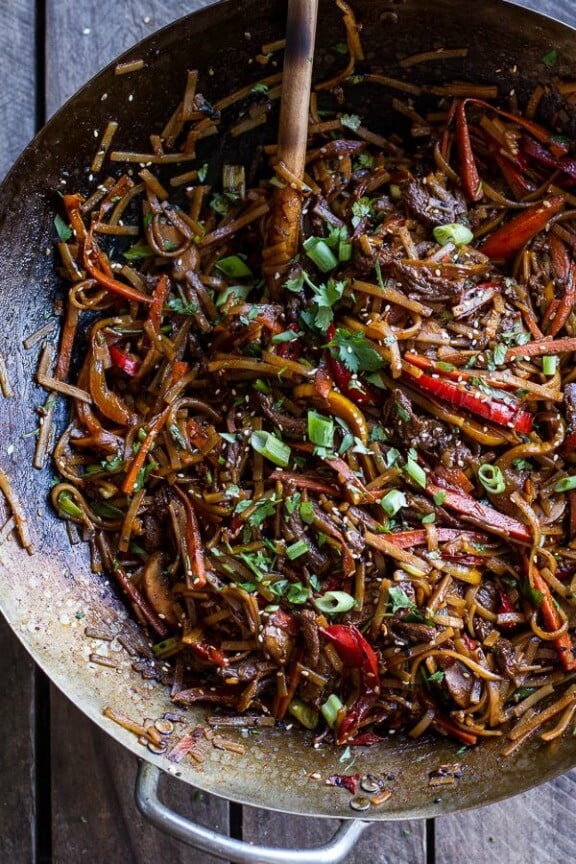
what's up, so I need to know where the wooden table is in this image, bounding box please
[2,1,576,861]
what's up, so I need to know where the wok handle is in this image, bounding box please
[135,760,369,864]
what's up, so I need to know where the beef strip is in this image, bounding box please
[402,173,467,227]
[388,260,464,302]
[382,388,454,454]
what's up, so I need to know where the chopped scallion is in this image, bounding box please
[380,489,407,516]
[313,591,356,615]
[288,697,319,729]
[299,500,315,524]
[404,456,427,489]
[286,539,309,560]
[303,236,338,272]
[542,355,558,376]
[555,476,576,492]
[57,491,83,519]
[308,410,334,448]
[250,430,291,467]
[321,694,345,728]
[478,464,505,495]
[433,223,474,247]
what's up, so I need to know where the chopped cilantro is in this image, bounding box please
[388,585,415,613]
[340,113,361,131]
[122,242,155,262]
[197,162,209,183]
[301,278,346,333]
[542,49,558,67]
[351,197,372,227]
[54,214,73,242]
[328,328,384,374]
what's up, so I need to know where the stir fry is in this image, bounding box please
[45,27,576,753]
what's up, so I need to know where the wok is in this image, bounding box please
[1,0,576,860]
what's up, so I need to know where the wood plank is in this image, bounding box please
[50,687,229,864]
[241,809,426,864]
[0,3,39,864]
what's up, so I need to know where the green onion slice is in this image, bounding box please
[288,697,319,729]
[286,539,309,560]
[478,464,506,495]
[380,489,407,516]
[542,355,558,376]
[303,237,338,272]
[433,223,474,247]
[321,694,345,728]
[313,591,356,615]
[308,410,334,448]
[57,491,84,519]
[555,476,576,492]
[250,431,291,468]
[404,456,427,489]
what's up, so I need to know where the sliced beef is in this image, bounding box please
[388,260,464,302]
[383,388,454,454]
[403,173,467,227]
[441,659,475,709]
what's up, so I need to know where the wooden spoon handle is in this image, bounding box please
[277,0,319,178]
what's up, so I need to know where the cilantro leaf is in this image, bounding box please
[301,278,346,334]
[340,113,361,131]
[54,214,73,242]
[328,328,384,373]
[234,496,279,527]
[351,197,372,227]
[388,586,415,613]
[123,242,155,262]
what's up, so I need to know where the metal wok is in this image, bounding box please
[1,0,576,859]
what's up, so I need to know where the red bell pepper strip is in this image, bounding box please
[480,195,566,260]
[109,344,140,377]
[173,485,207,588]
[384,528,487,549]
[402,368,533,434]
[520,135,576,180]
[455,100,483,202]
[320,624,380,744]
[532,570,576,671]
[62,193,87,243]
[426,478,532,543]
[276,323,302,360]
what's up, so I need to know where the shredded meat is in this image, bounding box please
[402,173,467,227]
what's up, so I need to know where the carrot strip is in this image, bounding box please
[83,227,153,305]
[121,408,169,495]
[173,486,207,587]
[533,571,576,671]
[505,336,576,360]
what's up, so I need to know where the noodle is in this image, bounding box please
[41,15,576,753]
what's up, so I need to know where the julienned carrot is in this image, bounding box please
[173,485,207,588]
[532,571,576,671]
[480,195,566,259]
[83,228,154,305]
[121,408,169,495]
[62,193,87,243]
[505,336,576,360]
[55,302,80,382]
[147,274,171,335]
[547,264,576,338]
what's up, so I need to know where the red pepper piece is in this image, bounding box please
[347,732,384,747]
[532,570,576,671]
[320,625,380,744]
[326,774,360,794]
[484,133,535,198]
[561,430,576,457]
[384,528,486,549]
[426,478,532,543]
[325,324,379,407]
[276,323,302,360]
[520,135,576,181]
[455,100,483,202]
[109,344,140,377]
[480,195,566,260]
[463,98,570,156]
[188,641,228,668]
[402,368,533,434]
